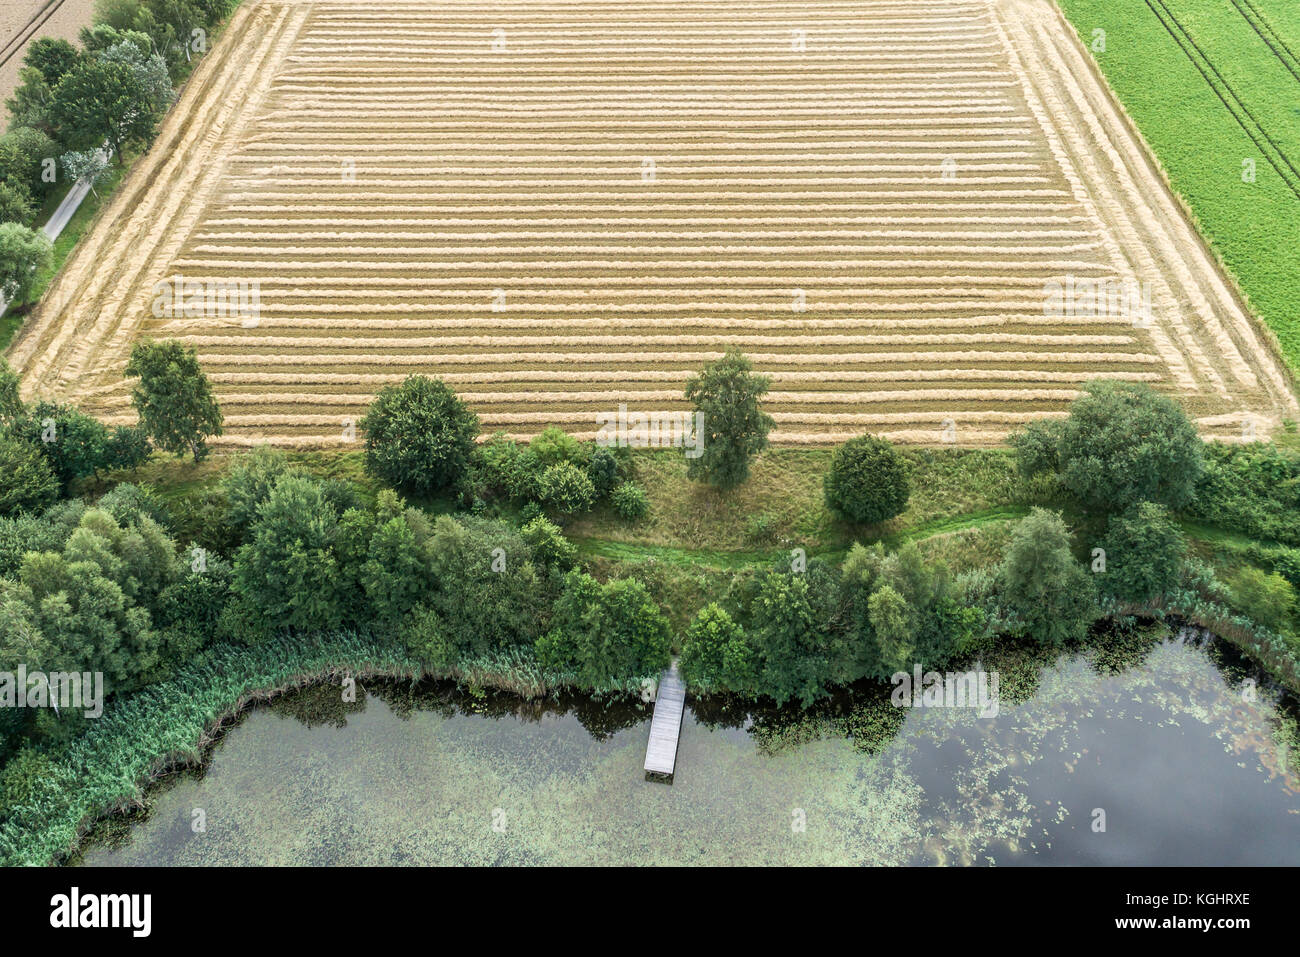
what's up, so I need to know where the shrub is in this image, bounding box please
[0,749,51,820]
[0,128,57,196]
[5,400,110,488]
[1010,418,1062,479]
[0,436,59,516]
[0,181,35,224]
[403,604,453,669]
[104,424,151,471]
[537,461,596,514]
[520,515,577,571]
[1188,442,1300,547]
[360,375,479,497]
[586,446,619,497]
[221,445,298,531]
[745,511,779,544]
[0,359,22,424]
[530,426,583,468]
[1097,503,1186,604]
[95,482,169,529]
[1227,568,1297,634]
[610,480,649,521]
[823,433,910,524]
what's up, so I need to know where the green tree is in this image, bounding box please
[6,400,110,488]
[7,508,178,692]
[529,426,582,467]
[125,339,223,462]
[1010,418,1062,480]
[104,424,152,471]
[359,494,428,627]
[520,514,576,572]
[684,349,774,490]
[0,436,59,516]
[0,358,23,423]
[1025,381,1203,513]
[51,50,168,158]
[866,585,915,675]
[0,127,58,193]
[0,181,35,224]
[748,569,836,706]
[679,602,754,692]
[586,446,619,497]
[233,475,342,633]
[4,68,57,137]
[360,375,479,496]
[0,222,52,303]
[824,433,910,524]
[1097,503,1186,604]
[425,515,550,658]
[59,149,112,198]
[23,37,81,85]
[221,444,297,530]
[997,508,1097,645]
[538,570,671,687]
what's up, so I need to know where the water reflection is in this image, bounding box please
[75,627,1300,866]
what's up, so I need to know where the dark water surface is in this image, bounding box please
[77,631,1300,865]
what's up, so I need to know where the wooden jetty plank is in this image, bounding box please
[644,663,686,777]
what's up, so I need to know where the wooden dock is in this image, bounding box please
[644,663,686,779]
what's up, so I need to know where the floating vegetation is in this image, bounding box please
[73,633,1300,867]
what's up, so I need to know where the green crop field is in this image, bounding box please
[1057,0,1300,374]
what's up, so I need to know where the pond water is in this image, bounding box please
[77,629,1300,865]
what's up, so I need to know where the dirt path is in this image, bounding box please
[8,0,1297,447]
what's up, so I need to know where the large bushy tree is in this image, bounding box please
[0,436,60,516]
[1013,381,1203,514]
[6,400,108,489]
[679,602,753,692]
[824,433,910,524]
[360,375,479,496]
[51,44,170,159]
[23,38,81,86]
[537,570,672,687]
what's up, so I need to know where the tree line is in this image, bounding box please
[0,0,237,305]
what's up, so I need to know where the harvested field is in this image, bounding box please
[7,0,1297,446]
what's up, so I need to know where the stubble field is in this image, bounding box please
[6,0,1296,447]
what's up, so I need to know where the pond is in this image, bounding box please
[76,627,1300,865]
